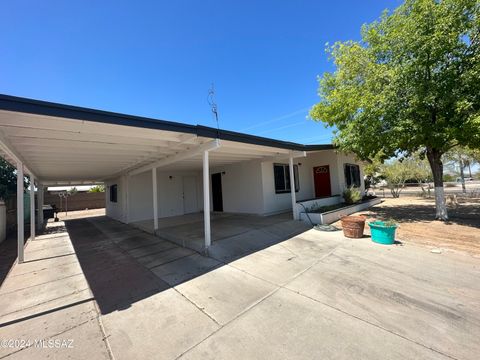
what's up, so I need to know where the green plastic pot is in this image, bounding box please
[368,221,397,245]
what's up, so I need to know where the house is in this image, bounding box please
[0,94,364,261]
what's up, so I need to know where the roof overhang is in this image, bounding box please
[0,94,334,184]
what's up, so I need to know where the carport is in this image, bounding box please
[0,94,307,262]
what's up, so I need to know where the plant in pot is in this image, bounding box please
[340,187,365,238]
[368,219,398,245]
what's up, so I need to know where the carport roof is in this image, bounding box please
[0,94,334,184]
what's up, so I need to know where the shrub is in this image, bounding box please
[343,187,362,204]
[443,174,456,182]
[88,185,105,193]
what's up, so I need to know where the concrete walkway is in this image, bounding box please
[1,216,479,359]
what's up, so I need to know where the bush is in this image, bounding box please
[343,187,362,204]
[88,185,105,193]
[443,174,456,182]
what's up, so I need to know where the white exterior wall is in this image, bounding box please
[211,160,264,214]
[334,152,365,192]
[303,150,343,196]
[260,150,364,215]
[261,159,311,215]
[106,169,204,223]
[105,149,365,222]
[127,171,153,223]
[156,170,204,218]
[105,176,127,223]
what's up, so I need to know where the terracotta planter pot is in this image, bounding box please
[341,215,366,238]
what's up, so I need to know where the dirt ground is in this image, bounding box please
[55,207,106,220]
[335,197,480,257]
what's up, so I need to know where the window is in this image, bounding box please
[110,184,118,203]
[274,163,299,193]
[344,164,361,187]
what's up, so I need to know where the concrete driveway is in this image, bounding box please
[1,216,479,360]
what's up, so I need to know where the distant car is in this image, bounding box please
[456,177,474,182]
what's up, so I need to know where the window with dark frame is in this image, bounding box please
[273,163,299,193]
[344,164,361,188]
[110,184,118,203]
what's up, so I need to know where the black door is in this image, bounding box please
[211,173,223,212]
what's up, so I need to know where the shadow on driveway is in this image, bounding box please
[65,215,309,315]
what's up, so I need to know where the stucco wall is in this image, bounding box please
[260,150,365,215]
[156,170,203,218]
[105,176,127,223]
[126,171,153,223]
[105,150,365,222]
[261,159,312,215]
[106,170,204,223]
[211,160,264,214]
[303,150,343,197]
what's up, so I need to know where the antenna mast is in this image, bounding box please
[207,83,219,131]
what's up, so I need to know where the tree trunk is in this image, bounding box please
[468,163,472,178]
[459,157,466,194]
[426,148,448,221]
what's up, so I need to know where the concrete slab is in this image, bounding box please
[151,253,221,286]
[101,288,219,360]
[0,274,90,317]
[0,299,98,358]
[207,228,283,262]
[4,318,110,360]
[180,288,451,360]
[2,214,479,360]
[126,240,177,258]
[176,265,277,324]
[228,243,318,286]
[0,261,83,294]
[5,255,79,278]
[23,244,76,262]
[285,239,480,360]
[136,246,195,269]
[278,228,345,259]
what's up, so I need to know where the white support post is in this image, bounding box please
[29,176,35,241]
[17,161,24,264]
[124,176,130,224]
[289,156,297,220]
[152,168,158,232]
[203,150,211,249]
[37,183,44,230]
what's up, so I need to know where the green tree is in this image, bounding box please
[310,0,480,220]
[88,185,105,193]
[0,158,29,200]
[381,156,431,198]
[443,146,478,192]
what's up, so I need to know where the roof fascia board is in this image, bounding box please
[0,94,335,153]
[127,139,220,176]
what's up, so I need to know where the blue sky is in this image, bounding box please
[0,0,402,145]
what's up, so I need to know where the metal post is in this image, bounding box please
[29,176,35,241]
[203,150,211,248]
[289,156,297,220]
[152,168,158,232]
[17,161,24,264]
[37,183,44,230]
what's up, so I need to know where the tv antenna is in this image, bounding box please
[207,83,219,131]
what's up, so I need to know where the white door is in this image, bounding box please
[183,176,198,214]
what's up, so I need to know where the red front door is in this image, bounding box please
[313,165,332,197]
